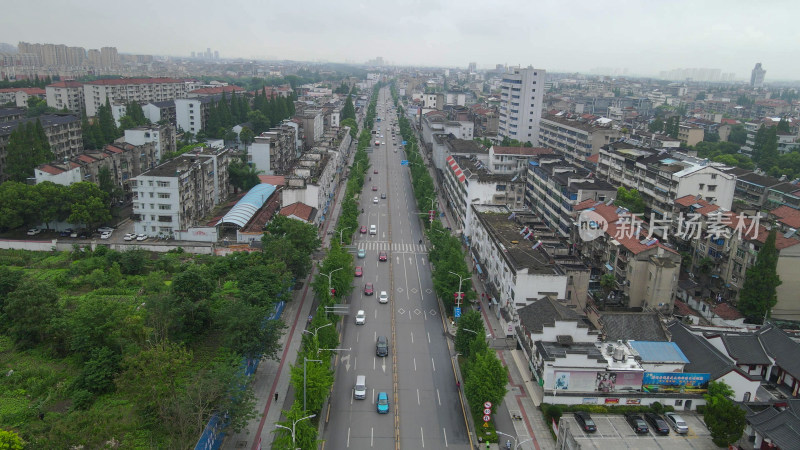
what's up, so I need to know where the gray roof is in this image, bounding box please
[746,400,800,449]
[600,312,668,342]
[756,323,800,379]
[667,320,736,378]
[721,334,771,366]
[0,114,80,137]
[518,297,587,334]
[535,340,606,363]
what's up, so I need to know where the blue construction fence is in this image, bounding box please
[195,300,286,450]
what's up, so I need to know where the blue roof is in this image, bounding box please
[220,184,276,227]
[629,341,690,363]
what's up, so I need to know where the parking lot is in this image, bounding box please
[560,413,718,449]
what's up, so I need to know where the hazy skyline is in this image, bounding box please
[2,0,799,80]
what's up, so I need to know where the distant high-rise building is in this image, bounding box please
[206,48,211,59]
[498,66,545,144]
[191,51,196,58]
[468,62,477,73]
[214,50,219,60]
[750,63,766,88]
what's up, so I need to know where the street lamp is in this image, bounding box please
[303,357,322,412]
[275,414,316,448]
[495,431,532,449]
[448,271,467,318]
[319,267,343,296]
[303,322,332,340]
[338,227,353,245]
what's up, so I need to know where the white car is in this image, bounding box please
[379,291,388,304]
[123,233,135,241]
[26,228,41,236]
[100,231,113,239]
[136,234,148,241]
[355,310,366,325]
[369,225,377,235]
[373,197,379,204]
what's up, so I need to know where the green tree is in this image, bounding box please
[247,110,270,134]
[4,120,54,182]
[273,402,319,450]
[614,186,646,213]
[290,350,334,413]
[455,310,485,357]
[341,118,358,139]
[0,430,25,450]
[239,126,255,150]
[728,124,747,145]
[172,265,214,303]
[228,159,262,194]
[703,381,746,447]
[664,116,680,138]
[4,277,59,348]
[66,182,111,230]
[34,181,69,229]
[97,98,119,143]
[264,215,322,262]
[218,301,286,359]
[777,118,790,133]
[342,94,356,121]
[464,349,508,416]
[738,229,781,323]
[600,273,617,294]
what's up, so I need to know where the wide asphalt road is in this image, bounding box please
[320,87,471,449]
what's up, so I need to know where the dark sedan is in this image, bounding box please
[573,411,596,433]
[644,413,670,435]
[625,413,649,434]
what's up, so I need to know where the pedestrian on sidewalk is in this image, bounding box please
[274,393,278,402]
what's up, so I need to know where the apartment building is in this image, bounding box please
[765,182,800,210]
[429,134,486,175]
[131,147,233,237]
[669,196,800,320]
[248,122,299,175]
[597,141,736,216]
[142,100,176,126]
[498,66,546,144]
[469,105,499,137]
[175,94,229,135]
[298,109,323,149]
[0,114,82,181]
[83,78,188,117]
[677,124,704,147]
[45,81,85,114]
[281,148,344,227]
[124,124,176,162]
[0,87,45,107]
[35,142,158,196]
[572,200,682,313]
[488,146,553,175]
[539,113,623,170]
[720,167,781,211]
[526,155,617,237]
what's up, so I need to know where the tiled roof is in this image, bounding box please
[628,341,689,363]
[673,299,700,317]
[258,175,285,186]
[666,320,737,378]
[578,202,679,255]
[746,403,800,449]
[518,297,586,334]
[37,164,65,175]
[712,302,744,320]
[756,323,800,379]
[47,81,83,88]
[770,205,800,229]
[85,77,186,86]
[189,86,245,95]
[0,87,45,94]
[492,146,553,156]
[586,154,600,164]
[721,334,771,365]
[720,118,739,125]
[599,312,668,341]
[279,202,315,221]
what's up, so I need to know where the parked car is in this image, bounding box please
[78,230,90,239]
[573,411,597,433]
[355,310,366,325]
[100,231,113,240]
[625,413,649,434]
[644,413,670,435]
[27,228,41,236]
[136,234,148,241]
[364,283,374,296]
[59,229,73,237]
[123,233,135,241]
[97,226,114,233]
[358,248,366,258]
[664,412,689,434]
[360,225,368,234]
[376,392,389,414]
[376,335,389,356]
[379,291,388,304]
[379,251,387,261]
[70,230,79,238]
[355,266,363,277]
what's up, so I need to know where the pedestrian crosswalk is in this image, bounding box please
[352,240,427,254]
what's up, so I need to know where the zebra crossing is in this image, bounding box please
[353,240,427,254]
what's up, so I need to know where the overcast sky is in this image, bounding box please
[2,0,799,81]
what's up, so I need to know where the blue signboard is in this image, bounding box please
[401,160,409,166]
[641,372,710,393]
[454,307,461,318]
[402,141,407,146]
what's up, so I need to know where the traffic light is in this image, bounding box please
[429,210,435,223]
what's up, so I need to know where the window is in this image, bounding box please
[708,185,716,192]
[711,174,717,179]
[158,215,173,222]
[158,193,170,199]
[158,204,171,210]
[148,180,153,186]
[675,400,683,406]
[157,181,170,187]
[699,183,705,189]
[149,192,154,198]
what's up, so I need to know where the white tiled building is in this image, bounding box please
[83,78,188,117]
[498,66,546,144]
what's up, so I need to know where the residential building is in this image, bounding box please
[142,100,176,126]
[0,114,82,181]
[124,124,176,162]
[526,155,617,237]
[130,147,233,237]
[597,141,736,215]
[489,145,553,175]
[676,124,704,146]
[298,109,323,149]
[585,310,669,342]
[721,167,781,211]
[281,147,345,228]
[0,87,45,107]
[83,78,188,117]
[175,94,229,135]
[498,66,546,144]
[429,134,485,176]
[572,200,682,313]
[766,181,800,210]
[45,81,84,114]
[539,113,623,170]
[750,63,766,88]
[186,85,245,98]
[248,122,299,175]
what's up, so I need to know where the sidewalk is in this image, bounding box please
[221,139,355,450]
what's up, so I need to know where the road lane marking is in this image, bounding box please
[347,427,351,447]
[427,332,431,343]
[373,357,376,371]
[432,357,436,372]
[417,388,420,405]
[437,389,441,405]
[443,428,448,447]
[371,427,374,447]
[413,357,417,371]
[420,427,425,448]
[411,332,414,343]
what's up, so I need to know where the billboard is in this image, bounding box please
[553,371,644,392]
[641,372,710,394]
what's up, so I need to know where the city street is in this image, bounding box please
[321,88,472,449]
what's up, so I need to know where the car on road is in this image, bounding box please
[373,196,379,204]
[573,411,597,433]
[100,231,113,239]
[369,225,377,235]
[379,251,387,261]
[355,266,363,277]
[27,228,42,236]
[136,234,148,241]
[355,310,366,325]
[664,412,689,434]
[379,291,388,304]
[644,413,670,435]
[376,392,389,414]
[381,193,386,199]
[97,226,114,233]
[373,169,378,174]
[372,185,377,191]
[357,248,366,258]
[364,283,374,296]
[625,413,649,434]
[360,225,367,234]
[376,335,389,356]
[123,233,136,241]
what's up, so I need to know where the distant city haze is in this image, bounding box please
[1,0,798,80]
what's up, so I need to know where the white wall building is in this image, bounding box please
[45,81,84,114]
[83,78,188,117]
[498,66,546,144]
[124,124,176,162]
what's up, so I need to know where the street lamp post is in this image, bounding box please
[303,358,322,412]
[302,322,333,340]
[339,227,352,245]
[275,414,316,448]
[320,267,344,296]
[448,271,467,319]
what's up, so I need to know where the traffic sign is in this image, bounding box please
[484,401,492,409]
[483,414,491,422]
[454,307,461,318]
[401,160,409,165]
[484,408,492,415]
[402,141,407,146]
[483,422,489,428]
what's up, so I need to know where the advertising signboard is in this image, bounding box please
[553,371,644,392]
[641,372,710,393]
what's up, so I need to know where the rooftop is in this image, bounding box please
[85,77,186,86]
[720,334,771,366]
[598,312,669,342]
[492,146,554,156]
[541,113,615,133]
[0,114,80,137]
[518,297,590,334]
[535,340,607,363]
[628,341,690,363]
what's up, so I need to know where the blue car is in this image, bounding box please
[358,248,366,258]
[376,392,389,414]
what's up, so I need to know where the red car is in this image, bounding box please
[360,226,367,234]
[373,169,378,174]
[372,185,378,191]
[364,282,374,295]
[355,266,363,277]
[379,251,387,261]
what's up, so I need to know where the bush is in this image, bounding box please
[71,389,94,410]
[543,404,562,423]
[543,402,675,415]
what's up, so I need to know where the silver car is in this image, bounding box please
[664,412,689,434]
